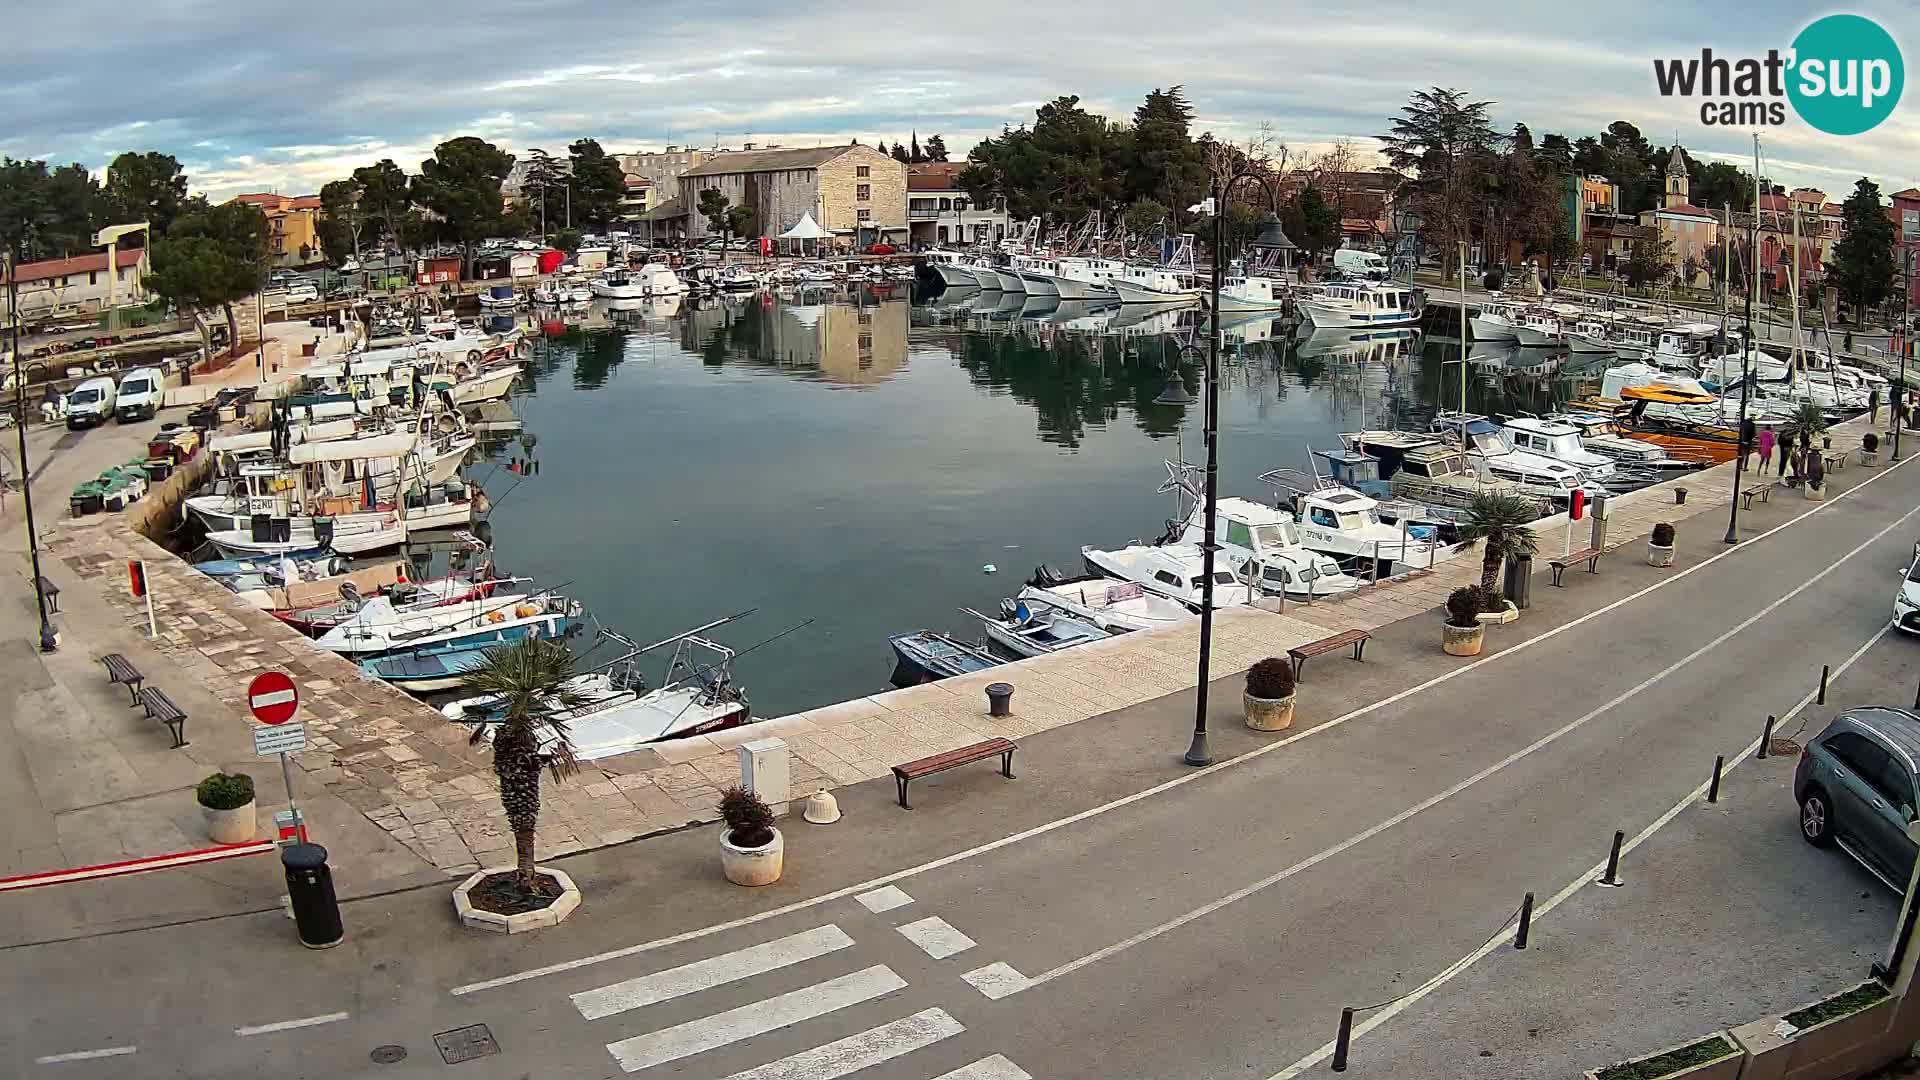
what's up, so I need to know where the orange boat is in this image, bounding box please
[1569,390,1740,464]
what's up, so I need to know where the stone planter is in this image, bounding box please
[1647,542,1675,567]
[721,826,784,886]
[1861,450,1880,468]
[1732,981,1899,1080]
[1476,600,1518,625]
[1442,622,1484,656]
[1582,1031,1742,1080]
[202,800,256,844]
[1244,691,1296,732]
[1805,484,1826,502]
[452,866,582,934]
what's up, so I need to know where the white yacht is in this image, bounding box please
[1174,497,1362,598]
[1296,282,1420,328]
[1080,543,1255,610]
[1567,318,1615,353]
[1500,416,1623,484]
[1514,309,1565,347]
[1469,301,1523,342]
[1430,412,1603,501]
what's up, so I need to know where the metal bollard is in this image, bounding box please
[1370,541,1380,584]
[1818,664,1831,705]
[1708,755,1724,803]
[1598,830,1625,887]
[986,682,1014,718]
[1759,715,1776,759]
[1331,1007,1355,1072]
[1514,892,1535,949]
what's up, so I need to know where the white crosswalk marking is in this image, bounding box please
[605,964,908,1073]
[573,925,855,1021]
[895,915,976,960]
[717,1007,963,1080]
[854,885,914,913]
[934,1055,1035,1080]
[960,962,1032,1000]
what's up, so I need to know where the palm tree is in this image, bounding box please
[454,638,586,888]
[1457,491,1541,594]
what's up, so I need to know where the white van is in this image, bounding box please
[1333,248,1390,280]
[66,376,118,429]
[115,367,165,423]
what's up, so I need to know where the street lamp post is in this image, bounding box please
[1898,250,1912,463]
[5,249,59,652]
[1724,171,1761,545]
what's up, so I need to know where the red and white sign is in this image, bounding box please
[247,671,300,725]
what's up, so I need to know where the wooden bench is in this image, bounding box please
[1740,480,1783,510]
[100,653,145,704]
[1823,450,1848,472]
[1548,547,1602,587]
[893,737,1016,809]
[34,576,60,614]
[136,686,189,748]
[1288,629,1372,678]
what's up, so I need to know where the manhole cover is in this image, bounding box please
[370,1045,407,1065]
[434,1024,499,1065]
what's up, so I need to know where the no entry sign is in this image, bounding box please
[247,671,300,725]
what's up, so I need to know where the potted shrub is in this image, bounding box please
[1243,657,1297,732]
[197,772,257,844]
[1861,431,1880,467]
[719,786,783,886]
[1443,587,1487,656]
[1648,522,1676,567]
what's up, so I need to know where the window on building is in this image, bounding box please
[856,165,870,178]
[955,200,968,213]
[89,271,98,286]
[856,185,870,201]
[858,333,873,351]
[857,209,872,222]
[939,198,951,212]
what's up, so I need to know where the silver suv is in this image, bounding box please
[1795,708,1920,890]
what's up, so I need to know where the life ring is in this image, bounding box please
[466,349,483,364]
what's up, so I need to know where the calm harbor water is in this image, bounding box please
[480,287,1601,717]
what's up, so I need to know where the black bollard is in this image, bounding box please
[1708,755,1724,803]
[1759,715,1776,759]
[1331,1007,1355,1072]
[282,843,344,949]
[1599,830,1625,887]
[1818,664,1831,705]
[1515,892,1535,950]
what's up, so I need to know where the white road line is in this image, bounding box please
[896,916,976,960]
[1265,619,1895,1079]
[961,962,1032,1000]
[449,458,1915,998]
[233,1011,350,1037]
[854,885,914,913]
[573,925,855,1021]
[605,964,907,1074]
[34,1047,136,1064]
[717,1007,963,1080]
[1007,497,1920,993]
[935,1055,1036,1080]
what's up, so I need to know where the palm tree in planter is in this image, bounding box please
[454,637,587,901]
[1457,491,1539,618]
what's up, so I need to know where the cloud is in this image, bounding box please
[2,0,1911,200]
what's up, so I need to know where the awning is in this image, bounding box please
[289,432,418,463]
[779,213,833,241]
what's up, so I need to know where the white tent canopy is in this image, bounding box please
[778,213,833,241]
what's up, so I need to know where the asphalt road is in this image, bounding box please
[6,458,1920,1079]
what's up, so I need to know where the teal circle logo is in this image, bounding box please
[1788,14,1904,135]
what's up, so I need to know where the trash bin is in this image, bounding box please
[282,843,344,949]
[1503,554,1533,611]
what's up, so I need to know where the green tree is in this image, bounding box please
[552,227,581,254]
[351,159,411,250]
[908,132,925,163]
[100,151,189,236]
[1457,491,1540,596]
[452,638,584,888]
[924,134,949,163]
[890,142,911,164]
[520,149,566,238]
[1622,233,1673,288]
[1122,197,1171,238]
[411,137,514,267]
[567,139,626,229]
[696,188,754,258]
[1289,184,1340,264]
[1127,86,1206,225]
[1379,87,1499,276]
[0,159,102,261]
[315,178,364,266]
[1828,176,1896,323]
[154,201,269,348]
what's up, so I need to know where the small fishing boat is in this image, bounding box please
[1172,497,1364,597]
[477,284,519,309]
[1081,542,1256,610]
[888,631,1004,686]
[274,573,511,636]
[195,549,344,580]
[1469,300,1522,342]
[1296,281,1421,328]
[319,590,581,658]
[1567,318,1615,354]
[1019,568,1192,632]
[205,511,410,558]
[1513,309,1565,347]
[1214,268,1289,312]
[1257,472,1445,572]
[964,599,1119,659]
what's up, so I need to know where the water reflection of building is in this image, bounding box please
[675,298,910,385]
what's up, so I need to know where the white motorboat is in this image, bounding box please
[477,285,520,309]
[1112,265,1203,305]
[1567,318,1616,353]
[1081,542,1255,610]
[1543,412,1710,476]
[205,510,409,558]
[1053,256,1124,299]
[986,264,1026,293]
[1513,309,1564,347]
[566,282,593,303]
[1430,412,1603,500]
[1653,323,1719,369]
[1296,281,1420,328]
[1607,320,1660,360]
[315,591,575,656]
[1010,254,1062,297]
[1256,474,1445,572]
[1215,270,1288,313]
[590,269,647,300]
[531,281,561,304]
[965,599,1118,658]
[439,363,522,406]
[1469,300,1522,342]
[922,249,980,289]
[1174,497,1362,598]
[1018,568,1192,632]
[718,265,762,292]
[1500,416,1632,487]
[1700,348,1793,385]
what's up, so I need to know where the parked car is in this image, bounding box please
[114,367,164,423]
[1894,554,1920,632]
[65,376,118,429]
[1796,707,1920,890]
[286,282,320,304]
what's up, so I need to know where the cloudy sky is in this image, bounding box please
[5,0,1914,200]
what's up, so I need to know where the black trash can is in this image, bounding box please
[282,843,344,949]
[986,682,1015,718]
[1503,554,1533,611]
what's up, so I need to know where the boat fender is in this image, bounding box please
[487,610,507,624]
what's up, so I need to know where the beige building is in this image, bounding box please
[1636,144,1719,286]
[1,248,150,320]
[678,144,907,248]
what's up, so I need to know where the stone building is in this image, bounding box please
[678,144,907,248]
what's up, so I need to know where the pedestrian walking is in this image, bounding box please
[1870,385,1881,423]
[1777,428,1796,476]
[1758,426,1776,471]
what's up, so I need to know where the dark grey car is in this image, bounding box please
[1795,708,1920,890]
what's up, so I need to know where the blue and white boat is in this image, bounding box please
[319,590,581,658]
[194,549,341,578]
[1295,281,1422,328]
[964,599,1120,658]
[888,631,1004,687]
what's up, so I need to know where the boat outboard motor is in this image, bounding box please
[1029,564,1069,588]
[313,516,336,549]
[338,582,363,610]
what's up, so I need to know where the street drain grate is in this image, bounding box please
[434,1024,500,1065]
[370,1045,407,1065]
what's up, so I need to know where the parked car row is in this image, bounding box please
[57,366,167,430]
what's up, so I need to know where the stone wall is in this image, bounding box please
[820,147,906,235]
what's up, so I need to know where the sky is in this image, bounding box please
[5,0,1916,202]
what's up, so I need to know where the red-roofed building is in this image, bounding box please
[905,162,1008,248]
[0,248,149,319]
[1895,188,1920,308]
[227,191,324,268]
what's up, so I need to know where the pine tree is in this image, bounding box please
[1829,177,1896,324]
[877,140,890,158]
[924,134,949,162]
[891,142,911,164]
[909,132,925,163]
